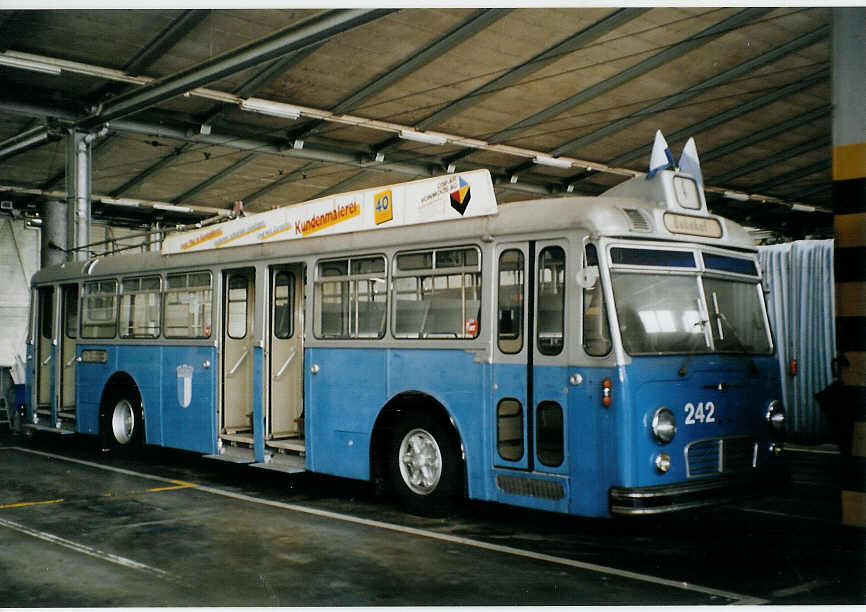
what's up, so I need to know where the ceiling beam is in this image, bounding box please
[308,169,369,200]
[549,24,830,157]
[200,42,326,128]
[241,161,319,205]
[706,136,831,185]
[0,89,829,217]
[491,7,771,150]
[0,125,58,161]
[172,152,257,203]
[700,106,831,164]
[414,7,648,132]
[109,143,195,198]
[287,8,511,145]
[733,159,831,194]
[79,9,395,128]
[89,10,211,104]
[606,69,830,167]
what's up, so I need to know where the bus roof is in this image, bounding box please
[32,170,755,285]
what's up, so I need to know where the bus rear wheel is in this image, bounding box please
[388,412,463,516]
[103,391,143,450]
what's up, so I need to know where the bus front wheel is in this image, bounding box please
[388,412,463,516]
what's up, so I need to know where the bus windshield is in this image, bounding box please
[609,247,772,356]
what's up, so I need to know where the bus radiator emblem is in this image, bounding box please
[177,365,193,408]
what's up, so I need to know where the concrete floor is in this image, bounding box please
[0,429,863,606]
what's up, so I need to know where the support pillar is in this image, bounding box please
[831,8,866,528]
[66,129,92,261]
[39,199,67,268]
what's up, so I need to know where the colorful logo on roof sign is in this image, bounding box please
[450,177,471,215]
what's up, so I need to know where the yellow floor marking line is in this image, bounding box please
[102,481,198,497]
[0,498,65,510]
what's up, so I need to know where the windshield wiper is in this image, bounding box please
[678,298,710,377]
[713,293,759,377]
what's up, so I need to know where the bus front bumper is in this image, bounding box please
[609,474,765,516]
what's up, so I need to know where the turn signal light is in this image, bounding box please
[789,358,798,376]
[601,377,613,408]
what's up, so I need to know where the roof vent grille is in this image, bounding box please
[622,208,652,232]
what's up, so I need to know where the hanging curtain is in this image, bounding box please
[758,240,836,442]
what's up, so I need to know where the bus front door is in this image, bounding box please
[58,284,78,429]
[221,268,256,447]
[492,241,570,509]
[266,265,305,453]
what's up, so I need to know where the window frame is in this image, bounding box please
[314,254,388,340]
[119,275,162,339]
[163,270,214,339]
[391,245,482,341]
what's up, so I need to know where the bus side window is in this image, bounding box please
[582,244,611,356]
[164,272,213,339]
[81,280,117,339]
[314,256,386,339]
[120,276,161,338]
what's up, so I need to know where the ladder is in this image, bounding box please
[0,398,10,429]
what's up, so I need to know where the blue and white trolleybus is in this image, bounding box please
[24,134,785,517]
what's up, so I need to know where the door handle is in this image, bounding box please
[41,354,52,366]
[227,347,250,376]
[275,348,297,379]
[65,355,78,367]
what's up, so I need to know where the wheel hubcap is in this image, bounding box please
[111,399,135,445]
[398,428,442,495]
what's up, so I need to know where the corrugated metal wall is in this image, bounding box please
[759,240,836,443]
[0,218,39,369]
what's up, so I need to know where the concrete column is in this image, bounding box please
[832,8,866,528]
[65,129,92,261]
[39,199,67,268]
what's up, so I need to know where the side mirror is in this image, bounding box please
[576,265,599,289]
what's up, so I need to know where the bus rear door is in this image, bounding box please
[221,268,256,450]
[59,283,78,429]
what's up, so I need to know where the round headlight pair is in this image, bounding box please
[766,400,785,431]
[651,407,676,444]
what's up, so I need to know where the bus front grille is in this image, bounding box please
[685,437,757,478]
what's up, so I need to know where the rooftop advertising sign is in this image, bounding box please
[162,169,497,254]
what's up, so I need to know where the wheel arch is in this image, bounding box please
[370,390,467,491]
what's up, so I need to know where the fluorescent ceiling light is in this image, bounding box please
[723,191,750,202]
[399,129,447,146]
[533,155,572,169]
[792,203,816,212]
[153,203,193,213]
[0,55,61,75]
[240,97,301,120]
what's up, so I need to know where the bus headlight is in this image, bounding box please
[654,452,671,473]
[766,400,785,432]
[651,407,676,444]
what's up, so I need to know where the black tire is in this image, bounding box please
[102,388,144,451]
[387,411,464,516]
